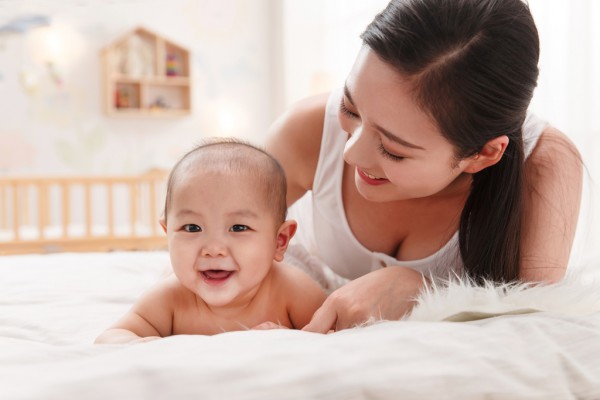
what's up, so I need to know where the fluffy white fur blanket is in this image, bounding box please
[409,270,600,322]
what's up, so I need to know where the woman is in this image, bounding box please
[266,0,582,333]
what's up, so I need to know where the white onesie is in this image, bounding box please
[286,87,547,289]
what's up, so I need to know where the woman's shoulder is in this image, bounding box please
[267,92,329,154]
[523,123,583,209]
[266,93,330,199]
[528,124,581,169]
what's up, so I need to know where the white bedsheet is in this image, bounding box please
[1,251,600,399]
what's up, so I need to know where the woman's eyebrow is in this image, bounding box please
[344,83,425,151]
[375,124,426,150]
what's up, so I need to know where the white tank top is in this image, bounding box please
[287,87,547,282]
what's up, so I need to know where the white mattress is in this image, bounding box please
[1,251,600,399]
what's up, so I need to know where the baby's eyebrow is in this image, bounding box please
[225,209,260,219]
[175,209,201,218]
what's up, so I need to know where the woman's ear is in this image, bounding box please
[463,135,509,174]
[273,219,298,262]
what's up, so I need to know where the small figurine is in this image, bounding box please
[149,96,169,110]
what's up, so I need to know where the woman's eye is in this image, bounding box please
[183,224,202,232]
[378,143,406,162]
[339,98,359,119]
[230,224,249,232]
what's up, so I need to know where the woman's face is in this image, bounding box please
[341,46,474,202]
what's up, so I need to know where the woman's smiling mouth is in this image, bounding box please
[357,167,388,185]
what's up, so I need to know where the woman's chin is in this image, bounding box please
[356,183,403,203]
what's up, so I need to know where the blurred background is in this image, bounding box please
[0,0,598,261]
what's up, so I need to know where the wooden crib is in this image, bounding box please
[0,170,169,255]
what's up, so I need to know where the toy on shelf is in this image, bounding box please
[166,53,179,76]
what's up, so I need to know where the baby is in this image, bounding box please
[95,139,326,344]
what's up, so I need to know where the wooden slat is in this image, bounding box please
[130,183,138,237]
[62,183,70,239]
[85,183,92,238]
[107,183,114,237]
[12,183,20,241]
[38,184,47,239]
[23,185,30,226]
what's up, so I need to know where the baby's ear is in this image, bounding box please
[159,214,167,233]
[273,220,297,262]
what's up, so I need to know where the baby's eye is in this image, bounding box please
[230,224,249,232]
[183,224,202,232]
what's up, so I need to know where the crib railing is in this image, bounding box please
[0,170,168,254]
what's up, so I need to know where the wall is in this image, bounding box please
[0,0,276,175]
[281,0,389,107]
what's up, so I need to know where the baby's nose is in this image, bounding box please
[200,239,228,257]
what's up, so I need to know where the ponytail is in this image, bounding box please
[459,134,524,283]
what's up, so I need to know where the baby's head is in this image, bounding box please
[161,138,296,308]
[163,138,287,226]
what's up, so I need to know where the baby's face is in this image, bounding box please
[165,168,281,309]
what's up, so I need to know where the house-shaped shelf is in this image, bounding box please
[101,27,191,117]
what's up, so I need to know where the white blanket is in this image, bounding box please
[1,251,600,399]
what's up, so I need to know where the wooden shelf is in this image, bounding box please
[108,108,192,118]
[101,27,191,117]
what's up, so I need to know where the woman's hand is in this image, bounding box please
[302,266,426,333]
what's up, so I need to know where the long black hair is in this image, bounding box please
[361,0,540,282]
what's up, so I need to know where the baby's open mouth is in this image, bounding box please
[201,270,234,282]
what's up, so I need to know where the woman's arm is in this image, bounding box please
[520,126,583,283]
[265,93,328,205]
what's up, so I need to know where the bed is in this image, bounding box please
[1,175,600,399]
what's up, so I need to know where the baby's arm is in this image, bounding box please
[95,278,176,344]
[285,266,327,329]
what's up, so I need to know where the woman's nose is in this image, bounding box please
[343,125,369,166]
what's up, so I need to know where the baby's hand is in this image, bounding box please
[251,321,290,330]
